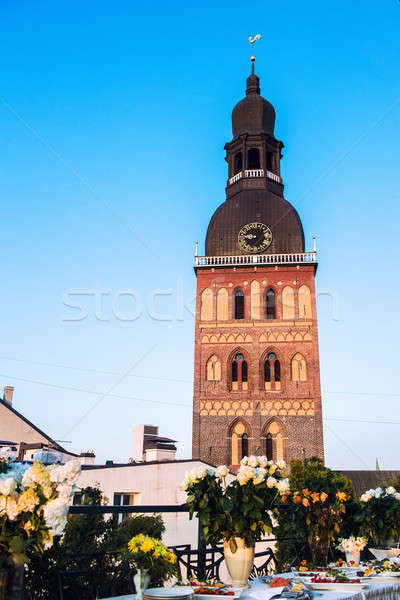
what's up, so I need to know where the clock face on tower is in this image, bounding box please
[238,222,273,254]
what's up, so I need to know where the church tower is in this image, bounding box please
[192,58,324,468]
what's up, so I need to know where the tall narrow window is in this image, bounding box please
[230,421,251,465]
[234,289,245,320]
[266,151,274,172]
[232,360,238,382]
[264,352,282,390]
[291,353,307,382]
[206,355,221,381]
[248,148,260,169]
[266,433,273,460]
[274,360,281,382]
[266,289,276,320]
[241,433,249,458]
[231,353,248,391]
[234,152,243,174]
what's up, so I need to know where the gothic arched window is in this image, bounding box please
[234,289,245,320]
[241,433,249,458]
[230,420,251,465]
[291,353,307,382]
[266,433,273,460]
[247,148,260,170]
[234,152,243,174]
[264,352,282,390]
[266,288,276,320]
[231,353,248,391]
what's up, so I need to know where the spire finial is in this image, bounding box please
[247,35,261,95]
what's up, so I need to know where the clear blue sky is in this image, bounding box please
[0,0,399,469]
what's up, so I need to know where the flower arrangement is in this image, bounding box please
[127,534,177,569]
[336,536,367,553]
[180,456,289,552]
[126,534,177,590]
[355,486,400,547]
[278,489,349,565]
[0,448,80,597]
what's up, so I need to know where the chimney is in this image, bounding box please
[3,386,14,405]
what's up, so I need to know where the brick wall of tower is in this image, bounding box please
[192,264,324,467]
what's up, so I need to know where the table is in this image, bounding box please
[107,577,400,600]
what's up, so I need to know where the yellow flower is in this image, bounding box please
[320,492,328,503]
[302,498,310,507]
[311,492,320,503]
[141,539,155,553]
[336,491,347,502]
[17,488,39,512]
[32,461,50,487]
[23,520,34,533]
[153,549,160,558]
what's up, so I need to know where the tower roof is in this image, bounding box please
[231,60,276,137]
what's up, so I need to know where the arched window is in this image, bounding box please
[200,288,213,321]
[247,148,260,170]
[266,288,276,320]
[266,151,274,172]
[298,285,312,319]
[234,289,245,320]
[216,288,228,321]
[291,353,307,382]
[230,421,251,465]
[266,433,273,460]
[263,420,285,463]
[206,355,221,381]
[234,152,243,174]
[241,433,249,458]
[231,353,248,391]
[264,352,282,390]
[282,286,295,320]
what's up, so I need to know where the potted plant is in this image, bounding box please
[125,534,177,597]
[276,488,349,566]
[0,447,80,599]
[355,487,400,559]
[180,456,289,587]
[336,536,367,565]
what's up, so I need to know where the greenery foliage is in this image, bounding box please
[274,458,356,568]
[23,486,168,599]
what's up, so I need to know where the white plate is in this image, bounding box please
[310,582,369,591]
[145,588,194,598]
[193,594,240,600]
[369,549,400,561]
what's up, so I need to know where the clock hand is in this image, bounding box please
[244,234,257,240]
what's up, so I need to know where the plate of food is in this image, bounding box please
[182,580,239,600]
[308,575,369,591]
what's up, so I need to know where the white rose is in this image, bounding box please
[189,468,198,483]
[180,480,188,491]
[394,493,400,501]
[237,472,249,486]
[277,478,290,494]
[247,456,258,468]
[0,476,16,496]
[5,496,20,520]
[374,487,383,498]
[386,486,396,495]
[361,492,372,502]
[267,476,277,488]
[253,468,267,485]
[240,456,248,466]
[196,467,207,480]
[258,456,268,468]
[216,465,229,478]
[276,459,286,470]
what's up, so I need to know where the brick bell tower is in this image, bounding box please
[192,57,324,469]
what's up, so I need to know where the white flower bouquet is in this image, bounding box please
[180,456,289,551]
[0,448,81,576]
[337,536,367,553]
[356,486,400,547]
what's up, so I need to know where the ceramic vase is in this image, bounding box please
[223,538,254,588]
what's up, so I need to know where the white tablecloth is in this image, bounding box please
[107,577,400,600]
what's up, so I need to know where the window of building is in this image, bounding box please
[266,288,276,319]
[266,151,274,172]
[241,433,249,458]
[263,421,285,462]
[114,493,142,506]
[264,352,282,390]
[230,421,250,465]
[234,289,245,320]
[247,148,260,169]
[266,433,273,460]
[206,354,221,381]
[231,353,248,391]
[234,152,243,174]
